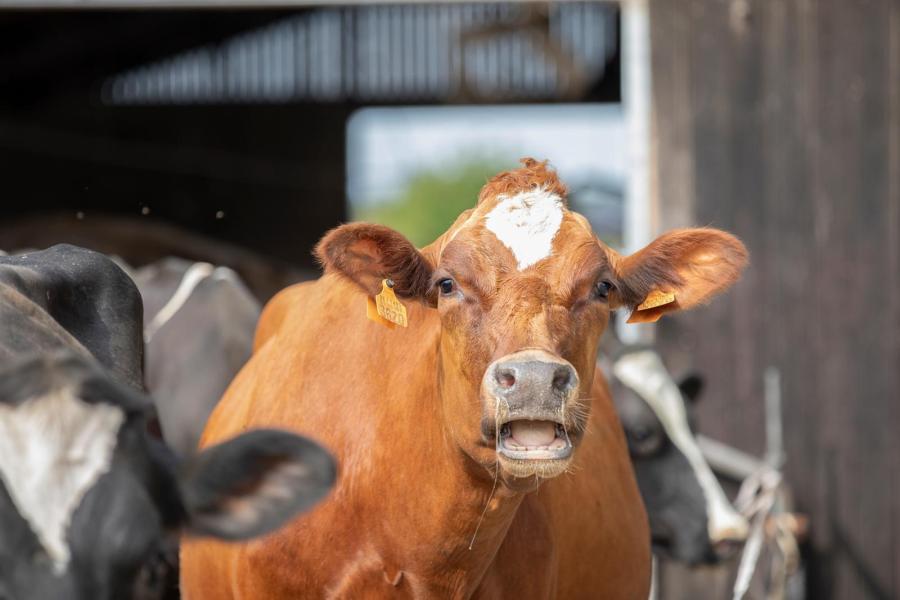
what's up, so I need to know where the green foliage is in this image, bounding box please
[354,159,510,247]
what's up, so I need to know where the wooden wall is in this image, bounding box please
[649,1,900,598]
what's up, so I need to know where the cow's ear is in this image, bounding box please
[178,429,336,540]
[315,223,434,301]
[608,228,747,323]
[678,373,704,404]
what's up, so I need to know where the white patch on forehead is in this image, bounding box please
[483,187,564,270]
[613,351,748,543]
[0,389,124,574]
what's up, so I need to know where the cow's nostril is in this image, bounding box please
[552,366,574,393]
[496,367,517,389]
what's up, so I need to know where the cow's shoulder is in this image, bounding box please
[254,279,325,351]
[0,245,143,387]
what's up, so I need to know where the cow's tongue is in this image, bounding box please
[509,420,557,447]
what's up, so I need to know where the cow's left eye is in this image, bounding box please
[594,280,613,300]
[437,278,456,295]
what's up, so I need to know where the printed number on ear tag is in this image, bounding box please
[369,279,408,328]
[366,296,395,329]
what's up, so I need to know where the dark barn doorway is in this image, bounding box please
[0,5,620,300]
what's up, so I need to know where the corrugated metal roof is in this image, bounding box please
[103,2,618,104]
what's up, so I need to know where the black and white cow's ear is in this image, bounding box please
[177,429,336,540]
[315,223,435,301]
[677,373,704,404]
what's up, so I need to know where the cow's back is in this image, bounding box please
[136,258,261,456]
[198,277,362,441]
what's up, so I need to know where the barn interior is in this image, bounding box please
[0,5,620,299]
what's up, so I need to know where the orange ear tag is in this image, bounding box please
[370,279,408,328]
[627,289,676,324]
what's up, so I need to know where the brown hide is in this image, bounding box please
[180,159,746,599]
[180,278,649,599]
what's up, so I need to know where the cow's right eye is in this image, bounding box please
[438,278,456,295]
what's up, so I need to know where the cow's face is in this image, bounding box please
[0,354,336,600]
[318,159,746,487]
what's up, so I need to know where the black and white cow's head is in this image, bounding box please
[608,348,748,564]
[0,352,336,600]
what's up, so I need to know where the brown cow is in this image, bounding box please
[180,159,747,599]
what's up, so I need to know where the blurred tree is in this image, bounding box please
[354,158,509,247]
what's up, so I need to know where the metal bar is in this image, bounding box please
[696,434,766,482]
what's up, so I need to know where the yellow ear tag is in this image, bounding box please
[627,289,676,324]
[636,289,676,311]
[366,296,395,329]
[371,279,408,328]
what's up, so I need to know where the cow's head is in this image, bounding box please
[318,159,746,488]
[0,352,336,600]
[608,348,748,564]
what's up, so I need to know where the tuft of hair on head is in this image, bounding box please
[477,158,568,206]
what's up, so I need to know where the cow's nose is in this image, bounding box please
[485,350,579,410]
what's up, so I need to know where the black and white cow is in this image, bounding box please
[0,246,336,600]
[0,244,144,389]
[605,343,749,564]
[134,258,261,457]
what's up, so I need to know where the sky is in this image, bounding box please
[346,103,627,208]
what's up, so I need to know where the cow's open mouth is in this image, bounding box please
[496,419,573,460]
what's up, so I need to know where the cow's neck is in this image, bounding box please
[434,448,525,594]
[409,429,526,596]
[377,305,527,595]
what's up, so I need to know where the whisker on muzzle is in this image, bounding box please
[468,396,505,551]
[565,396,593,429]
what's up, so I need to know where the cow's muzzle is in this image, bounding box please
[481,350,581,477]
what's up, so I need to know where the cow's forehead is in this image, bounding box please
[0,388,124,574]
[483,186,565,270]
[440,187,601,277]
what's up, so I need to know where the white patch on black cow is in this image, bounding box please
[144,261,215,341]
[484,187,564,270]
[0,389,124,574]
[613,351,748,544]
[144,262,244,343]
